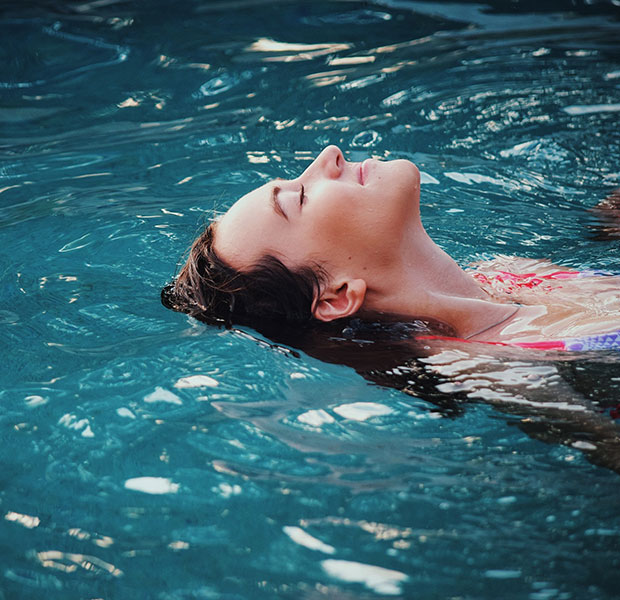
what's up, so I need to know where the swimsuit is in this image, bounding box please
[511,332,620,352]
[427,269,620,352]
[472,269,614,294]
[419,333,620,352]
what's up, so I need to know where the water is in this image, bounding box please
[1,1,620,598]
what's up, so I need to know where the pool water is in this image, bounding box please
[1,1,620,598]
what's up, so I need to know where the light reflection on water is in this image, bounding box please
[1,1,620,599]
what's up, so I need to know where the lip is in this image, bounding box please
[357,162,364,185]
[360,159,373,185]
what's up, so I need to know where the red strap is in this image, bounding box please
[416,335,566,351]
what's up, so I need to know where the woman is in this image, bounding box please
[163,145,620,352]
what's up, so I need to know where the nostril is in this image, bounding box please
[323,145,343,177]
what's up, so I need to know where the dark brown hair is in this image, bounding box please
[161,223,327,327]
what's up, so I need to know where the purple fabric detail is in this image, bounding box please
[576,269,616,278]
[565,331,620,351]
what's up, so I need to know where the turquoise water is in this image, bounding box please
[2,1,620,598]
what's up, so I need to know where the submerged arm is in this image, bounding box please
[418,344,620,473]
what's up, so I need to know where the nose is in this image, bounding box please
[303,145,344,181]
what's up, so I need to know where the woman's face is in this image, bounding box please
[214,145,421,281]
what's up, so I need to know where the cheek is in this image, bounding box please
[305,206,383,263]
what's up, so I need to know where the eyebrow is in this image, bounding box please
[270,184,288,221]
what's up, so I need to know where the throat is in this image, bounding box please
[366,231,521,337]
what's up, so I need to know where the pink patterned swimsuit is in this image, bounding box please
[436,269,620,352]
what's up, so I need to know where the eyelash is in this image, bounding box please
[300,184,305,206]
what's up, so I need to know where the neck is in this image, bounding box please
[364,228,518,339]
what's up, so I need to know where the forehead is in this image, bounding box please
[213,181,274,269]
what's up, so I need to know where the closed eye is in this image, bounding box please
[299,184,305,206]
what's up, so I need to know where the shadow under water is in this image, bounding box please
[238,315,620,475]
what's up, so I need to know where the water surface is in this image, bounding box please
[1,1,620,598]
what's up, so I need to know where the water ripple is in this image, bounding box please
[2,2,620,599]
[0,20,128,89]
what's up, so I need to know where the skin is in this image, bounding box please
[214,145,519,336]
[216,145,421,277]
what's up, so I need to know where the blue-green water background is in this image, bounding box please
[1,1,620,598]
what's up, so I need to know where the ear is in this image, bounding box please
[313,279,367,322]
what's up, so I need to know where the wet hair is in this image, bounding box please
[161,223,327,327]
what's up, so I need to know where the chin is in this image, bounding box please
[404,158,421,183]
[389,157,419,179]
[390,159,420,202]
